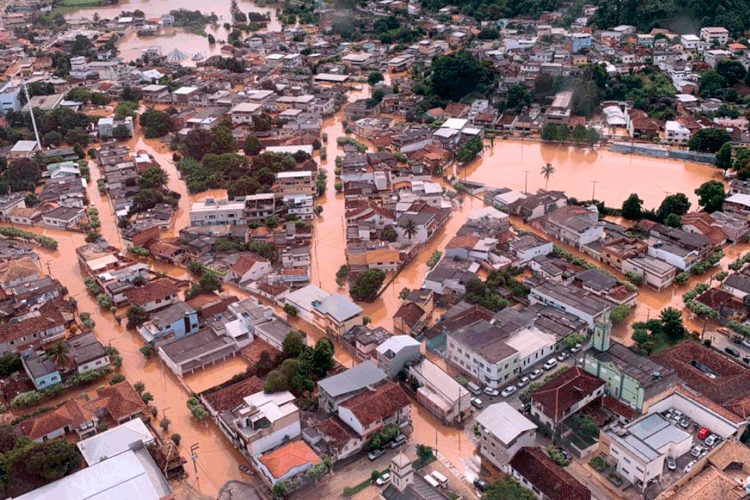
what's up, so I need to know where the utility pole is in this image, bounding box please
[523,170,530,194]
[22,80,42,150]
[590,180,599,201]
[190,443,199,479]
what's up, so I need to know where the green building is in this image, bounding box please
[583,319,676,411]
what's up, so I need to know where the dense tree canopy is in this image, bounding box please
[428,51,494,102]
[350,269,386,302]
[695,180,726,213]
[688,128,731,153]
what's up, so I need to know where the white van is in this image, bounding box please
[431,471,449,488]
[466,382,482,395]
[424,475,440,488]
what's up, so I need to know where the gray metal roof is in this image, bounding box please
[317,360,386,398]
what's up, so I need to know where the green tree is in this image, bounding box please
[699,69,727,98]
[621,193,643,220]
[632,328,649,345]
[540,162,555,190]
[507,84,531,111]
[482,476,536,500]
[660,307,687,341]
[657,193,690,221]
[350,269,386,302]
[46,341,71,370]
[282,331,304,358]
[716,59,747,85]
[244,135,262,156]
[456,137,483,163]
[310,338,335,379]
[126,305,148,329]
[7,158,41,192]
[664,213,682,227]
[401,219,418,240]
[198,273,223,294]
[541,123,558,142]
[695,180,726,213]
[112,124,131,140]
[138,166,169,190]
[571,123,588,144]
[210,125,237,155]
[133,381,145,394]
[24,440,82,480]
[368,71,384,86]
[688,128,731,153]
[381,225,397,242]
[428,51,493,101]
[715,143,733,169]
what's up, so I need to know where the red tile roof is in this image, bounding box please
[123,278,179,307]
[18,398,94,440]
[393,302,425,329]
[91,381,148,421]
[259,440,321,479]
[339,381,410,430]
[510,447,591,500]
[530,367,604,422]
[653,341,750,420]
[202,376,263,413]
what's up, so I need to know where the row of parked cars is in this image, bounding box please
[662,407,722,474]
[467,350,575,408]
[367,433,407,460]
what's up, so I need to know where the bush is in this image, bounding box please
[427,251,442,267]
[589,455,606,472]
[283,304,298,316]
[186,396,209,420]
[547,444,570,467]
[10,390,44,409]
[110,374,125,385]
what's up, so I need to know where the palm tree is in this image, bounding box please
[133,381,146,395]
[47,341,71,370]
[541,163,556,190]
[401,219,418,240]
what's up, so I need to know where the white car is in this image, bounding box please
[570,343,582,353]
[471,397,483,408]
[517,376,529,388]
[375,472,391,486]
[484,387,499,397]
[368,449,385,460]
[501,386,517,398]
[529,369,543,380]
[543,359,558,370]
[691,445,705,457]
[684,460,696,473]
[557,352,570,361]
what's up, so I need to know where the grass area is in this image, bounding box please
[342,469,388,497]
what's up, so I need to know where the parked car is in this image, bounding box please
[368,448,385,460]
[375,472,391,486]
[473,479,488,491]
[704,434,720,447]
[684,460,696,473]
[743,338,750,349]
[471,397,483,408]
[389,434,406,448]
[557,351,570,361]
[691,445,705,457]
[570,343,582,353]
[529,369,543,380]
[543,359,558,370]
[484,387,499,397]
[679,417,690,429]
[517,376,529,388]
[501,386,517,398]
[725,346,740,357]
[697,428,710,440]
[665,456,676,471]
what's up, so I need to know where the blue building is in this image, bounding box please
[137,302,199,343]
[21,349,61,390]
[570,33,592,53]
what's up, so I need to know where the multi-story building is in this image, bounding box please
[446,319,520,388]
[600,238,648,271]
[664,120,690,143]
[622,256,677,291]
[476,402,537,472]
[570,33,591,53]
[276,171,315,196]
[529,281,611,331]
[189,198,246,226]
[700,27,729,46]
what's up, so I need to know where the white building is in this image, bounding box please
[605,413,692,490]
[229,102,262,124]
[700,27,729,46]
[664,120,690,143]
[476,402,537,472]
[189,198,246,226]
[529,281,611,331]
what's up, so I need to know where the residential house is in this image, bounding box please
[529,366,605,436]
[20,348,61,390]
[284,284,330,323]
[190,198,246,227]
[446,318,520,388]
[476,402,537,472]
[508,190,567,221]
[529,281,612,331]
[255,440,321,487]
[312,293,363,339]
[122,278,179,313]
[375,335,421,378]
[67,333,111,374]
[337,381,411,438]
[76,418,155,466]
[225,255,272,285]
[600,238,648,271]
[214,390,300,460]
[407,358,471,424]
[723,272,750,300]
[0,300,70,355]
[544,205,603,249]
[509,233,554,265]
[341,325,392,362]
[622,256,677,291]
[41,206,84,229]
[509,447,591,500]
[276,171,315,196]
[157,326,242,377]
[317,360,387,413]
[137,301,199,343]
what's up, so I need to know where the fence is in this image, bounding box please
[609,142,716,165]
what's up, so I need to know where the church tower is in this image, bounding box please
[390,451,414,491]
